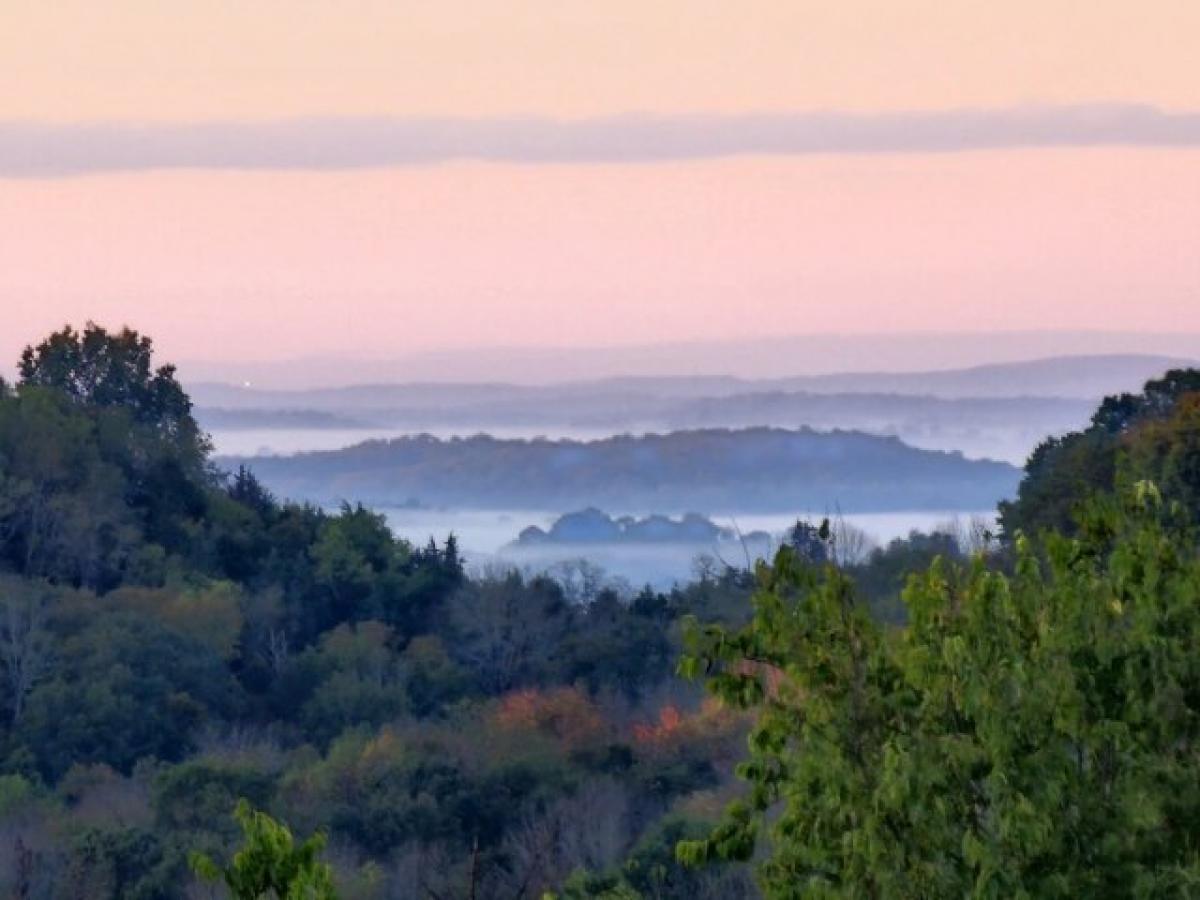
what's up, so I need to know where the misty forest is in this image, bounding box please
[0,323,1197,899]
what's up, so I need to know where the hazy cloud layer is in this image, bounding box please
[4,105,1200,176]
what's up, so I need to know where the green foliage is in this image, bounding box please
[279,723,578,858]
[1000,366,1200,537]
[400,635,473,716]
[19,322,196,434]
[258,620,412,746]
[154,761,276,836]
[13,607,239,779]
[190,799,337,900]
[1123,392,1200,519]
[0,324,766,897]
[68,826,185,900]
[0,323,216,589]
[0,772,39,816]
[0,385,139,588]
[845,528,964,624]
[622,816,728,897]
[680,485,1200,897]
[555,870,644,899]
[560,588,675,698]
[553,815,753,900]
[26,323,1187,898]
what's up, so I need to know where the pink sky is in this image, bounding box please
[2,2,1198,374]
[8,1,1200,119]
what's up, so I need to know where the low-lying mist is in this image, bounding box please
[378,506,996,588]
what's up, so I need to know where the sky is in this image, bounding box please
[2,1,1199,381]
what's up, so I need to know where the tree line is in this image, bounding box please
[3,323,1199,898]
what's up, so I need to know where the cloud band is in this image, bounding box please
[3,104,1199,176]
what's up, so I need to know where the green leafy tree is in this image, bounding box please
[0,386,137,586]
[19,322,197,437]
[1000,367,1200,537]
[679,484,1200,898]
[67,826,185,900]
[154,762,276,838]
[0,324,757,897]
[310,504,414,629]
[15,608,239,779]
[190,800,337,899]
[1122,392,1200,519]
[0,323,220,587]
[787,519,830,565]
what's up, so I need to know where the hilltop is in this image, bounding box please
[226,426,1020,514]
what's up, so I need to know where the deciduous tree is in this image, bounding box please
[680,484,1200,897]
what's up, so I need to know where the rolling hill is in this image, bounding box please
[225,426,1021,514]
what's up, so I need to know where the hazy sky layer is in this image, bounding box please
[5,149,1198,368]
[2,2,1198,375]
[7,1,1200,119]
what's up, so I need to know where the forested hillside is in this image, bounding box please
[2,324,1200,898]
[999,368,1200,536]
[0,326,761,896]
[672,362,1200,898]
[226,428,1018,513]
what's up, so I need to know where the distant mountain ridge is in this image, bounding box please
[191,354,1192,410]
[225,426,1020,515]
[194,355,1192,464]
[177,331,1200,387]
[196,391,1093,431]
[771,354,1198,399]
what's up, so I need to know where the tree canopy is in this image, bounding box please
[190,800,336,899]
[679,484,1200,897]
[4,323,1200,898]
[1000,367,1200,537]
[0,324,757,898]
[19,322,197,436]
